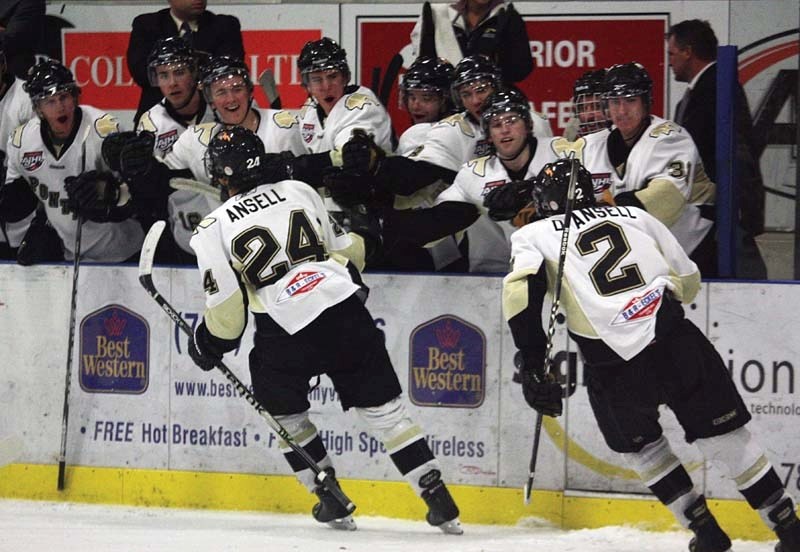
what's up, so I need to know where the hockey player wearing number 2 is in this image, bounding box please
[503,159,800,552]
[0,59,143,263]
[187,126,463,535]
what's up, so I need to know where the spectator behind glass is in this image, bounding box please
[0,0,45,78]
[410,0,533,85]
[667,19,767,279]
[127,0,244,127]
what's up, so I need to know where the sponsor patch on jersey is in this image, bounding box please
[481,180,506,197]
[408,315,485,408]
[21,151,44,171]
[474,139,491,158]
[78,304,149,394]
[277,270,328,302]
[302,123,315,144]
[592,172,612,194]
[611,288,663,326]
[156,129,179,153]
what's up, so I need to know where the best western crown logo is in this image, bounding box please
[408,315,485,408]
[79,304,149,394]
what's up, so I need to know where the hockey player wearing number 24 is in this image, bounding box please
[503,160,800,552]
[0,59,143,263]
[187,126,463,535]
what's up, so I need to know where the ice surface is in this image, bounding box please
[0,499,777,551]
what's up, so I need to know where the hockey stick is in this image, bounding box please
[258,68,281,109]
[169,176,220,199]
[523,155,579,505]
[57,123,91,491]
[138,221,355,515]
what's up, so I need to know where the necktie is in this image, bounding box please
[675,87,691,125]
[179,21,194,45]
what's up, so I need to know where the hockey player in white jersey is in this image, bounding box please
[584,62,717,276]
[503,158,800,552]
[0,59,143,263]
[381,89,562,273]
[187,126,463,534]
[0,39,35,259]
[396,56,455,154]
[110,55,306,262]
[563,68,609,141]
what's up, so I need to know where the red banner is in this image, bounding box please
[63,29,321,111]
[358,15,668,136]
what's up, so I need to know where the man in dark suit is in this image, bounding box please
[667,19,767,279]
[127,0,244,126]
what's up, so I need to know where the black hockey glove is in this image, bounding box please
[101,131,139,172]
[64,170,122,222]
[483,179,536,222]
[323,168,378,209]
[341,128,385,176]
[188,321,224,372]
[513,351,563,417]
[119,131,156,180]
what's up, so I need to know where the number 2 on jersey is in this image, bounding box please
[575,220,644,296]
[231,210,327,289]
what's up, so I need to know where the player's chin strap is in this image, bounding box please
[137,221,356,516]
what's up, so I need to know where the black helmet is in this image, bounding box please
[480,88,532,135]
[401,56,454,96]
[147,36,196,86]
[450,55,500,108]
[532,158,595,217]
[205,126,266,198]
[297,37,350,86]
[198,55,253,103]
[572,69,609,136]
[24,59,79,103]
[601,62,653,105]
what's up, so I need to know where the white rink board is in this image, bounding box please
[2,263,799,501]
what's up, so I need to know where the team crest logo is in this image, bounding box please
[591,172,612,194]
[481,180,506,197]
[474,139,491,158]
[277,271,328,303]
[302,123,315,143]
[408,315,486,408]
[21,151,44,171]
[155,129,179,153]
[611,288,663,325]
[79,305,149,394]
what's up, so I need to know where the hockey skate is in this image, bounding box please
[768,497,800,552]
[421,481,463,535]
[312,469,357,531]
[685,496,732,552]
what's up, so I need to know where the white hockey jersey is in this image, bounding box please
[506,206,701,360]
[5,105,143,262]
[298,85,393,154]
[160,107,306,254]
[435,137,563,272]
[578,116,715,255]
[0,78,35,248]
[137,99,216,157]
[409,108,553,172]
[190,180,357,336]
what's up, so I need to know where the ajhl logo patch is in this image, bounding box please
[592,172,612,194]
[611,288,663,326]
[277,271,327,303]
[79,304,149,394]
[408,315,485,408]
[481,180,506,197]
[155,129,179,153]
[21,151,44,171]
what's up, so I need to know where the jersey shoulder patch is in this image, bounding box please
[437,113,474,138]
[193,122,219,147]
[550,136,586,160]
[10,123,27,149]
[344,92,375,111]
[193,216,218,235]
[649,121,680,138]
[94,113,119,138]
[138,111,157,133]
[466,155,491,177]
[272,110,298,129]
